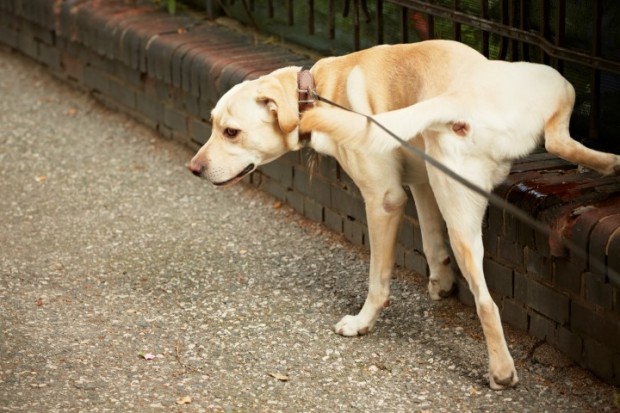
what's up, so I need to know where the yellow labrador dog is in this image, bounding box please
[189,39,620,389]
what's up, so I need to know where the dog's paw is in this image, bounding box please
[488,360,519,390]
[428,266,456,300]
[334,315,373,337]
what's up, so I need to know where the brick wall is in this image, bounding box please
[2,0,619,385]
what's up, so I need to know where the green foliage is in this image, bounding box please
[153,0,176,15]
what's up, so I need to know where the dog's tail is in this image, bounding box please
[300,95,470,154]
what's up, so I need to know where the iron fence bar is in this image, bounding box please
[353,0,361,50]
[376,0,384,44]
[427,11,435,39]
[519,0,529,61]
[287,0,293,25]
[308,0,315,35]
[453,0,461,42]
[400,6,409,44]
[480,0,489,57]
[498,0,509,60]
[590,0,602,141]
[328,0,335,39]
[540,0,550,64]
[554,0,566,73]
[388,0,620,73]
[268,0,274,18]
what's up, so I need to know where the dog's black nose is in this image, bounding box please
[188,160,204,177]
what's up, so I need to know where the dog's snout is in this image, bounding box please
[188,158,205,177]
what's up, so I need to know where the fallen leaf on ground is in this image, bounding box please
[35,175,47,183]
[273,201,282,209]
[66,108,78,117]
[176,395,192,404]
[268,372,289,382]
[138,352,155,360]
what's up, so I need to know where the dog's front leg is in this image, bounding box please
[335,186,407,336]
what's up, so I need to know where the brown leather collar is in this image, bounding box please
[297,68,315,144]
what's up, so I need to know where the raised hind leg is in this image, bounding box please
[544,90,620,176]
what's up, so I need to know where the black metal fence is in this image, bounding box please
[203,0,620,152]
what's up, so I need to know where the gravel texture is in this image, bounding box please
[0,47,618,412]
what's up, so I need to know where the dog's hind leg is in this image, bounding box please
[409,183,456,299]
[544,90,620,176]
[425,133,518,390]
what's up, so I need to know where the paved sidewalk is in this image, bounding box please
[0,48,617,412]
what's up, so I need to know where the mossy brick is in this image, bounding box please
[497,237,524,270]
[0,24,18,49]
[398,220,415,249]
[293,167,331,207]
[82,64,109,94]
[285,189,304,215]
[609,232,620,288]
[136,92,164,123]
[108,76,136,109]
[260,177,287,202]
[515,272,569,324]
[529,311,556,341]
[553,257,583,295]
[501,298,528,331]
[404,249,428,277]
[259,162,293,189]
[482,232,499,257]
[483,257,514,298]
[343,217,365,247]
[456,276,475,308]
[524,246,553,282]
[303,196,324,223]
[37,42,61,70]
[331,185,366,224]
[583,338,615,383]
[554,326,583,362]
[392,245,404,267]
[324,207,343,234]
[163,105,187,135]
[571,301,620,349]
[487,204,506,238]
[188,118,211,146]
[17,31,38,60]
[317,156,339,181]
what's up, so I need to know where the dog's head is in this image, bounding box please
[189,67,302,186]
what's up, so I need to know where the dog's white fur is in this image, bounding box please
[189,40,620,390]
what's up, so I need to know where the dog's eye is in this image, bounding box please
[223,128,239,139]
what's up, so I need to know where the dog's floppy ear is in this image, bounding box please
[256,78,299,134]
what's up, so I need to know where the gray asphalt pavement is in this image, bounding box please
[0,47,618,412]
